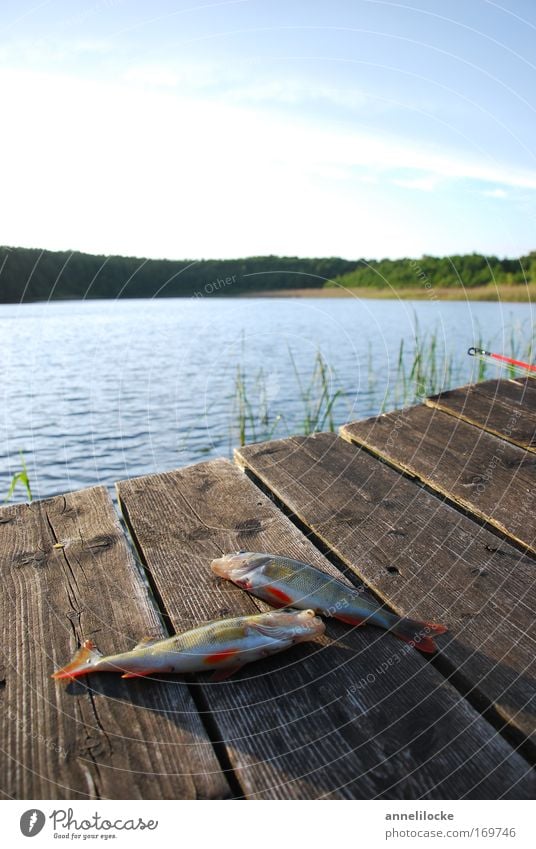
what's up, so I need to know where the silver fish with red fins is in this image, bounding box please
[52,609,325,682]
[212,552,448,654]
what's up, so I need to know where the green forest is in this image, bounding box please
[0,246,353,302]
[331,251,536,290]
[0,245,535,302]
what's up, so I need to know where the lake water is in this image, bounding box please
[1,297,534,501]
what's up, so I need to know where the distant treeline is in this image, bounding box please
[331,252,536,289]
[0,246,354,303]
[1,246,535,302]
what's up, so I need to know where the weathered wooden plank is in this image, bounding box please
[0,487,229,800]
[427,378,536,451]
[118,459,534,799]
[236,432,536,754]
[341,405,536,555]
[517,376,536,394]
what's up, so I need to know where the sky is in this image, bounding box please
[0,0,536,260]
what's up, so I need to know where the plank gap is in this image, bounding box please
[185,684,246,800]
[0,487,231,799]
[117,487,246,799]
[340,429,536,564]
[239,463,408,601]
[425,377,536,454]
[239,456,535,764]
[116,459,535,798]
[430,654,535,765]
[237,432,536,761]
[425,399,536,455]
[117,494,176,636]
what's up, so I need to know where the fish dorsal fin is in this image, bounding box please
[133,636,161,649]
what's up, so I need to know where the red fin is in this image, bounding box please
[204,649,240,665]
[266,586,293,605]
[393,620,448,654]
[121,669,156,679]
[336,613,366,627]
[396,635,438,654]
[210,664,243,682]
[425,623,449,635]
[51,639,102,680]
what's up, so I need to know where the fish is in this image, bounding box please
[51,608,325,682]
[211,552,448,654]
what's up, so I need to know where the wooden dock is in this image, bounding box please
[1,377,535,800]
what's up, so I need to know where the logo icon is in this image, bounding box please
[20,810,46,837]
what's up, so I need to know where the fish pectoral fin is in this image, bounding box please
[209,664,244,682]
[247,621,294,641]
[121,668,158,679]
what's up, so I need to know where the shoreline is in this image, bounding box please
[2,284,534,306]
[242,284,536,302]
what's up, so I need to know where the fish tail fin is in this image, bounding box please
[391,618,448,654]
[51,639,103,679]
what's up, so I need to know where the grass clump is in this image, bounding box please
[5,451,32,503]
[232,349,343,446]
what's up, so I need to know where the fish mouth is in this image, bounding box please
[211,552,255,580]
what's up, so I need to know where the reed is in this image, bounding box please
[231,349,343,447]
[5,451,32,503]
[5,324,534,503]
[230,322,535,446]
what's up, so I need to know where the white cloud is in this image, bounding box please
[224,78,369,110]
[481,188,508,198]
[122,64,181,88]
[0,67,534,259]
[392,175,441,192]
[121,60,229,90]
[0,37,114,66]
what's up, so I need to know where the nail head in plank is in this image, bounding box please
[0,487,229,800]
[118,459,534,799]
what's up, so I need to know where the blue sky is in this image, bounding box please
[1,0,535,259]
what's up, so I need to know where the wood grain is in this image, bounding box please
[0,487,229,800]
[427,378,536,452]
[237,432,536,753]
[118,459,534,799]
[341,405,536,555]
